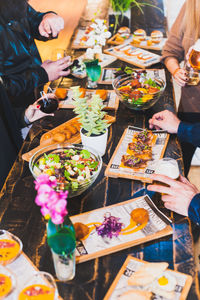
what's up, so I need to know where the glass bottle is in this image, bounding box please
[47,216,76,282]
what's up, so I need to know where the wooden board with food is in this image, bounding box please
[70,195,172,264]
[105,126,169,183]
[104,255,192,300]
[98,68,166,85]
[71,28,92,49]
[107,28,166,51]
[22,115,116,162]
[57,88,119,110]
[130,29,166,51]
[104,44,161,68]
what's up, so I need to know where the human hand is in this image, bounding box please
[149,110,180,133]
[25,94,56,122]
[39,13,64,38]
[41,57,71,81]
[147,174,199,216]
[173,68,188,87]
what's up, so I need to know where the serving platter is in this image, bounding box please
[22,115,116,162]
[98,68,166,85]
[104,44,161,68]
[71,53,117,79]
[107,33,167,50]
[105,126,169,183]
[71,28,92,49]
[71,195,172,264]
[104,255,192,300]
[58,88,119,110]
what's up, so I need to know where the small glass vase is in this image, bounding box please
[47,216,76,282]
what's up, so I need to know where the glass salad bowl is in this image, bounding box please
[29,143,102,198]
[112,73,166,110]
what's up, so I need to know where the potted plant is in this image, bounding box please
[71,86,110,156]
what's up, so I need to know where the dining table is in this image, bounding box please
[0,45,199,299]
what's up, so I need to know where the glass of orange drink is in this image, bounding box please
[18,272,58,300]
[0,230,23,266]
[0,264,17,299]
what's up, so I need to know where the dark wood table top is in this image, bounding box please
[0,60,199,299]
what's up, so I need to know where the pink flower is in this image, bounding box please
[34,175,68,225]
[51,211,65,225]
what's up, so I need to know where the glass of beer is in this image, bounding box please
[154,157,180,185]
[18,271,58,300]
[184,63,199,86]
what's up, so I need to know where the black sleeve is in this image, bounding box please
[178,121,200,147]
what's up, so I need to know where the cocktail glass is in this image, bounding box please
[18,272,58,300]
[84,59,101,89]
[0,230,23,266]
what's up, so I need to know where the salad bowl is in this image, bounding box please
[29,143,102,198]
[113,72,166,110]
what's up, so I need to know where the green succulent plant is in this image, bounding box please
[71,86,110,137]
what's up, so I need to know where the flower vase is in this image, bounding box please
[84,59,101,89]
[47,216,76,282]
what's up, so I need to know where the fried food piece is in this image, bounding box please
[67,125,77,135]
[131,208,149,225]
[114,34,125,43]
[121,155,146,169]
[72,122,81,131]
[79,87,86,98]
[53,132,66,143]
[74,222,89,240]
[95,89,108,101]
[127,142,152,160]
[55,88,68,99]
[133,129,154,146]
[64,129,72,140]
[119,290,152,300]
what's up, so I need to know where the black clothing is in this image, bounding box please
[0,4,49,108]
[0,83,24,190]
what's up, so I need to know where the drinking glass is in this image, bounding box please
[154,157,180,185]
[18,272,58,300]
[0,265,17,299]
[51,48,66,61]
[0,230,23,266]
[184,61,200,86]
[84,59,101,88]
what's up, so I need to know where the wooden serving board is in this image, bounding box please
[71,195,172,264]
[71,28,91,49]
[22,115,116,162]
[58,89,119,111]
[107,34,167,50]
[131,36,167,51]
[104,255,192,300]
[98,68,166,85]
[105,126,169,183]
[104,44,161,68]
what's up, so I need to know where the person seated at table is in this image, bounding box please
[0,0,71,108]
[162,0,200,177]
[0,83,54,191]
[147,110,200,225]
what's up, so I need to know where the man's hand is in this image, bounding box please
[41,57,71,81]
[147,174,199,216]
[25,94,57,123]
[39,13,64,38]
[149,110,181,133]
